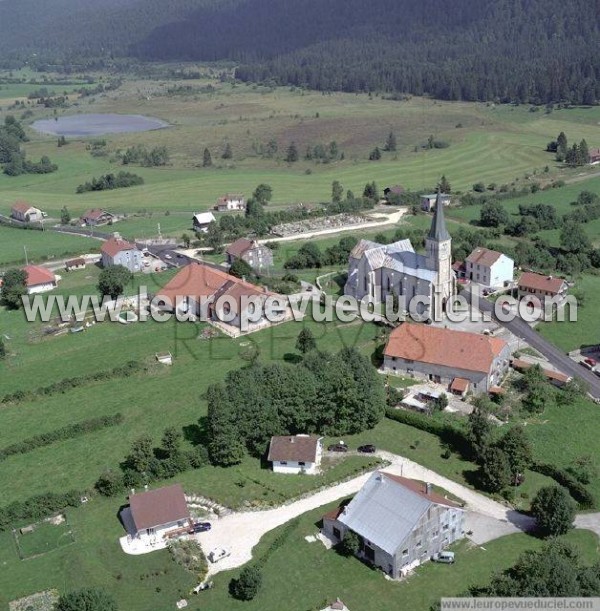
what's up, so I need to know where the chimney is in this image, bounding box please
[425,482,432,495]
[290,437,295,443]
[113,231,121,240]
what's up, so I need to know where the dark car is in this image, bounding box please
[191,522,211,533]
[327,443,348,453]
[358,444,376,454]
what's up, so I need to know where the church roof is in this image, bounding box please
[428,191,450,242]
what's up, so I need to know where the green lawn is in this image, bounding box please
[14,519,75,560]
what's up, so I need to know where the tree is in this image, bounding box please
[160,426,182,458]
[97,265,133,300]
[181,233,191,248]
[0,337,6,359]
[253,183,273,204]
[368,146,381,160]
[431,393,448,412]
[221,142,233,159]
[438,175,451,193]
[95,470,124,496]
[285,142,299,162]
[125,435,154,474]
[497,425,532,481]
[206,221,223,253]
[331,180,344,204]
[60,206,71,225]
[230,566,263,601]
[556,131,568,162]
[338,530,361,556]
[229,258,253,279]
[0,268,27,310]
[296,328,317,354]
[480,201,509,227]
[384,131,397,152]
[206,385,245,466]
[522,379,555,414]
[560,221,591,254]
[579,139,590,165]
[479,446,511,492]
[202,147,212,167]
[363,181,379,201]
[55,588,118,611]
[467,407,493,457]
[531,486,576,537]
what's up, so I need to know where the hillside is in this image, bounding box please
[1,0,600,104]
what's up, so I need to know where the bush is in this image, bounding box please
[337,530,361,556]
[531,485,576,537]
[531,462,595,509]
[0,490,82,531]
[230,566,263,600]
[55,587,117,611]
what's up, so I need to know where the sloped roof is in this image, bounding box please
[450,377,470,392]
[101,236,137,257]
[81,208,112,221]
[267,435,320,463]
[338,472,461,556]
[466,247,504,267]
[384,322,507,374]
[226,238,254,258]
[65,258,86,268]
[12,201,39,214]
[427,191,450,241]
[23,265,56,287]
[129,483,189,531]
[193,212,216,225]
[518,272,566,295]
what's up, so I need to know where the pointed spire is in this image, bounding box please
[428,189,450,241]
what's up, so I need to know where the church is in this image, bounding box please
[344,191,455,320]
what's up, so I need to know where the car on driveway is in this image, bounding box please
[327,443,348,453]
[358,444,376,454]
[432,551,455,563]
[208,547,231,563]
[191,522,211,533]
[164,253,172,259]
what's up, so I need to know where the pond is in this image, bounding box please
[31,113,169,137]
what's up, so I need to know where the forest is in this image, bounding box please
[1,0,599,104]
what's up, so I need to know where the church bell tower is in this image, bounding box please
[426,190,454,319]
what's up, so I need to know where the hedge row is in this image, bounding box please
[0,490,82,531]
[255,517,300,569]
[532,461,596,509]
[0,414,124,462]
[1,360,144,406]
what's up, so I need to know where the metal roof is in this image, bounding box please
[338,472,432,555]
[427,191,450,242]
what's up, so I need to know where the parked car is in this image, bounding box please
[191,522,211,533]
[164,253,172,259]
[358,444,376,454]
[432,551,455,564]
[584,357,597,367]
[581,360,594,370]
[208,547,231,563]
[327,443,348,453]
[193,580,214,593]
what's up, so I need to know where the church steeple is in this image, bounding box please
[428,189,450,242]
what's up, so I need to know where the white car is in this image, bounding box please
[208,547,231,563]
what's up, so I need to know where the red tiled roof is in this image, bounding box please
[450,377,470,392]
[12,201,38,214]
[101,236,137,258]
[518,272,566,295]
[466,247,503,267]
[322,506,344,521]
[511,359,569,383]
[384,323,507,374]
[452,261,465,272]
[65,258,86,268]
[23,265,56,287]
[81,208,111,221]
[267,435,320,463]
[589,148,600,159]
[129,484,190,531]
[382,472,461,508]
[226,238,254,258]
[155,262,271,309]
[489,385,506,395]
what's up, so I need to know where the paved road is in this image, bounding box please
[465,290,600,399]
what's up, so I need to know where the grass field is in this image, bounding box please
[14,519,75,560]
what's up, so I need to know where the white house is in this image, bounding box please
[123,483,191,543]
[465,247,514,288]
[216,194,245,212]
[192,212,216,233]
[267,435,322,475]
[101,234,142,272]
[23,265,58,294]
[11,202,44,222]
[420,193,450,212]
[517,272,568,306]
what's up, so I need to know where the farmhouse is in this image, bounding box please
[383,322,510,394]
[517,272,568,306]
[267,434,322,474]
[226,238,273,271]
[80,208,114,226]
[192,211,216,232]
[123,483,191,543]
[215,193,246,212]
[345,192,455,320]
[589,148,600,165]
[383,185,405,202]
[465,247,514,288]
[65,258,86,271]
[420,193,450,212]
[323,471,465,578]
[101,234,142,272]
[23,265,58,294]
[11,201,44,222]
[155,262,281,333]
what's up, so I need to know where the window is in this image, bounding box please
[333,527,341,540]
[402,548,409,556]
[280,461,287,465]
[299,461,305,466]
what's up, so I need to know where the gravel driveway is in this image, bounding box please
[194,450,534,576]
